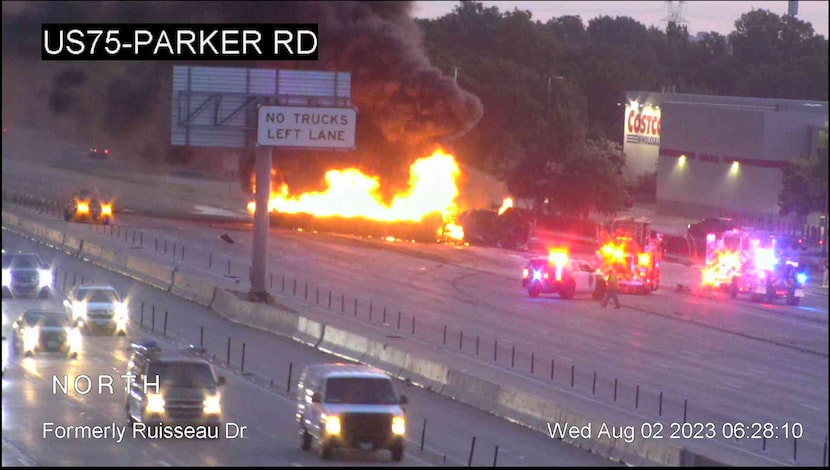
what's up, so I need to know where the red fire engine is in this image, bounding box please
[728,232,807,305]
[700,229,752,291]
[595,217,664,294]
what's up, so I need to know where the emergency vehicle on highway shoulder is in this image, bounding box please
[521,249,605,300]
[728,232,807,305]
[595,217,663,294]
[700,228,752,292]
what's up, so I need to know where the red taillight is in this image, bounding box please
[104,149,110,154]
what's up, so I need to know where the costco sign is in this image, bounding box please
[625,104,661,146]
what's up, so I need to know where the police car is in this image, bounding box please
[521,249,606,300]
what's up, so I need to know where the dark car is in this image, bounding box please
[126,341,227,429]
[64,189,113,224]
[2,252,52,299]
[88,146,111,159]
[771,234,808,252]
[12,309,82,358]
[687,217,738,240]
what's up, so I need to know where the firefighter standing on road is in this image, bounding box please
[601,268,621,309]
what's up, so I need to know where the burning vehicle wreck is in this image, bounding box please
[245,148,529,247]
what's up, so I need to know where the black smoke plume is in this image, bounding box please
[2,1,483,195]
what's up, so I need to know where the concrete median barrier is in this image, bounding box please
[210,288,297,337]
[170,269,216,307]
[63,234,83,255]
[125,255,174,290]
[209,288,240,321]
[19,219,47,239]
[495,386,558,430]
[443,369,501,412]
[293,316,324,347]
[363,342,408,378]
[318,325,371,361]
[48,229,65,247]
[81,241,104,260]
[401,354,449,393]
[99,246,128,269]
[241,300,297,337]
[1,210,21,227]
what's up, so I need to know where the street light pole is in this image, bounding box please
[546,76,564,116]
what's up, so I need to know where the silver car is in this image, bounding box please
[65,285,128,335]
[296,363,408,461]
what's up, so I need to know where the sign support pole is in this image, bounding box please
[249,145,272,300]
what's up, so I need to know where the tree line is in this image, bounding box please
[417,1,828,217]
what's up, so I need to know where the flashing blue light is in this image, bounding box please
[796,273,807,285]
[532,270,542,281]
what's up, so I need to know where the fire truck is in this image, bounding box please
[700,229,753,291]
[728,232,807,305]
[595,217,664,294]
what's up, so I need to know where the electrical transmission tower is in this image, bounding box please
[661,1,688,29]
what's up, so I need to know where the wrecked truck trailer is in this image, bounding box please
[269,212,446,243]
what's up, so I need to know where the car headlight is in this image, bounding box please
[114,302,128,319]
[38,269,53,288]
[73,302,88,320]
[203,394,222,415]
[2,269,10,287]
[146,393,166,413]
[77,202,90,213]
[23,326,40,352]
[392,416,406,436]
[325,415,341,435]
[101,204,113,216]
[66,327,82,353]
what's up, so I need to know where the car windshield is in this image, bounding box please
[324,377,398,404]
[43,316,71,328]
[3,254,41,269]
[23,311,69,327]
[150,362,216,388]
[78,289,119,303]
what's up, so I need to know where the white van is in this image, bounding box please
[296,363,408,461]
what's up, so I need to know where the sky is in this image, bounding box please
[412,1,830,38]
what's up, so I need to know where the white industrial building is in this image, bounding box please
[623,91,827,234]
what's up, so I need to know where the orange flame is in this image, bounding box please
[442,222,465,241]
[249,149,461,223]
[498,197,513,215]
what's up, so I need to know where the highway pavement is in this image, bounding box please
[2,230,615,467]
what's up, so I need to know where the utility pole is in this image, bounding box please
[453,67,460,82]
